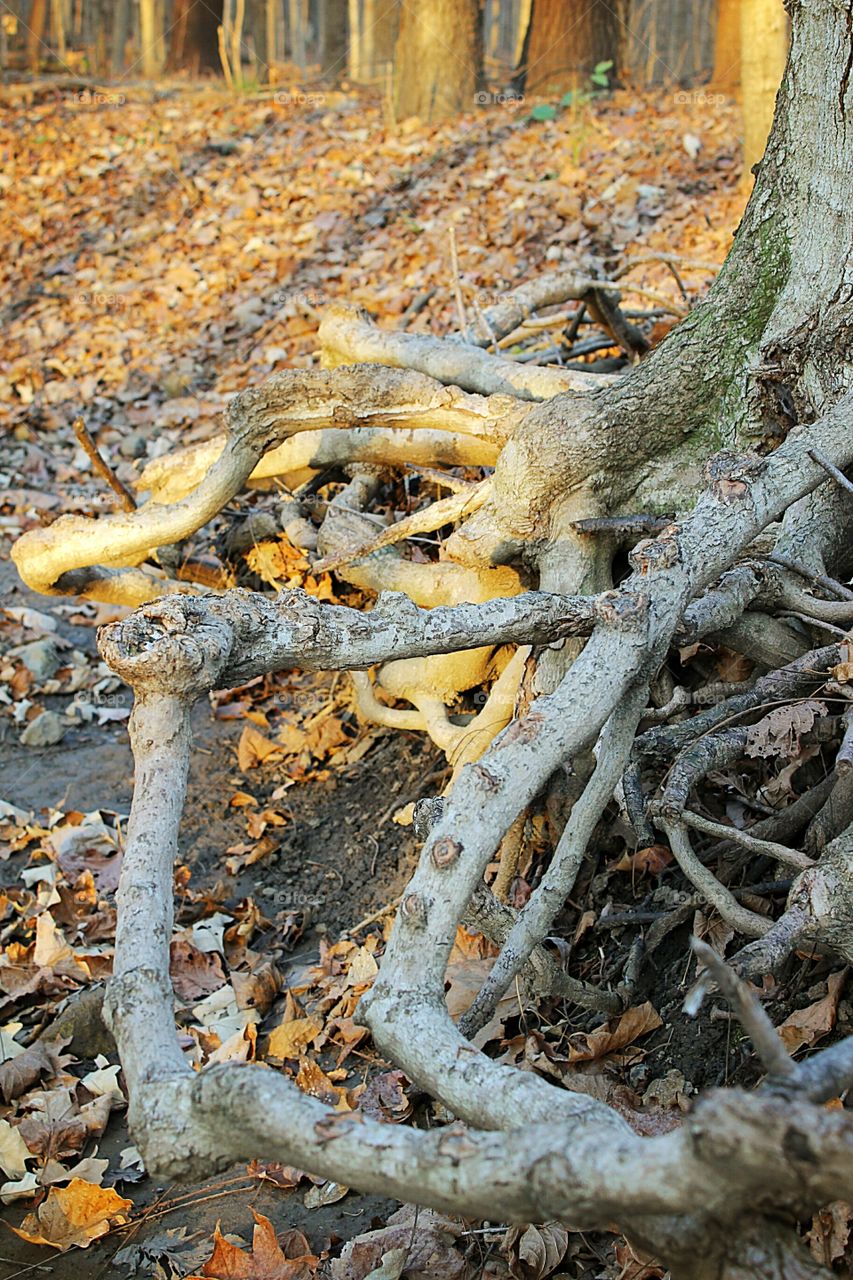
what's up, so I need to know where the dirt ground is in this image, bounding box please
[0,556,443,1279]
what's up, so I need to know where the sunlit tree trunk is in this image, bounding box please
[713,0,741,88]
[27,0,48,71]
[518,0,616,93]
[741,0,788,172]
[320,0,347,80]
[394,0,480,120]
[139,0,166,76]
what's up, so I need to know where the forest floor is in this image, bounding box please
[1,74,849,1280]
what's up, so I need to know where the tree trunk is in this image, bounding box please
[139,0,166,76]
[110,0,131,72]
[621,0,715,86]
[518,0,617,93]
[393,0,480,120]
[27,0,47,71]
[712,0,741,88]
[741,0,788,172]
[169,0,222,72]
[319,0,347,80]
[348,0,399,84]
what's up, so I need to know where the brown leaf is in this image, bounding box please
[266,1017,322,1061]
[610,845,673,875]
[0,1037,70,1104]
[330,1206,465,1280]
[12,1179,131,1250]
[193,1210,318,1279]
[170,939,228,1003]
[502,1222,570,1280]
[566,1003,662,1063]
[778,970,846,1054]
[807,1201,852,1267]
[237,725,284,772]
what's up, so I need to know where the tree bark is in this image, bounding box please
[26,0,47,71]
[712,0,741,89]
[621,0,715,86]
[393,0,480,121]
[741,0,788,173]
[319,0,347,80]
[169,0,222,72]
[518,0,617,93]
[139,0,166,77]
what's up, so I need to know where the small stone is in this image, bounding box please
[17,639,60,681]
[21,711,67,748]
[118,431,147,459]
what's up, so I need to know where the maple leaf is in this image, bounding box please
[12,1178,131,1250]
[191,1211,318,1280]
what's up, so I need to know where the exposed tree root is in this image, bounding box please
[11,4,853,1272]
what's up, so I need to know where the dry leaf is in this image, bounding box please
[807,1201,852,1267]
[237,725,284,772]
[192,1210,318,1279]
[611,844,673,875]
[0,1037,70,1103]
[170,938,228,1003]
[778,970,846,1054]
[267,1016,322,1060]
[12,1178,131,1250]
[331,1206,465,1280]
[566,1003,662,1063]
[502,1222,570,1280]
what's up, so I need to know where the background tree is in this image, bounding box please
[516,0,617,92]
[741,0,788,171]
[169,0,223,73]
[712,0,741,88]
[393,0,480,120]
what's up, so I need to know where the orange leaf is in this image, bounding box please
[566,1003,662,1063]
[193,1210,318,1279]
[11,1179,131,1251]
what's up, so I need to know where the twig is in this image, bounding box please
[763,551,853,601]
[343,895,402,936]
[807,447,853,498]
[448,226,470,342]
[687,939,798,1084]
[836,705,853,774]
[73,417,137,512]
[679,808,815,870]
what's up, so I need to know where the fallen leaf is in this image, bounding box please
[170,938,228,1003]
[566,1003,662,1063]
[331,1206,465,1280]
[778,970,846,1054]
[0,1118,32,1179]
[192,1210,318,1279]
[12,1178,131,1250]
[237,725,284,772]
[267,1016,322,1060]
[0,1037,70,1103]
[502,1222,570,1280]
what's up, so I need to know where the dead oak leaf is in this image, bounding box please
[170,938,228,1003]
[11,1178,131,1251]
[566,1003,662,1063]
[237,725,284,773]
[502,1222,570,1280]
[191,1211,318,1279]
[778,970,846,1054]
[0,1037,71,1104]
